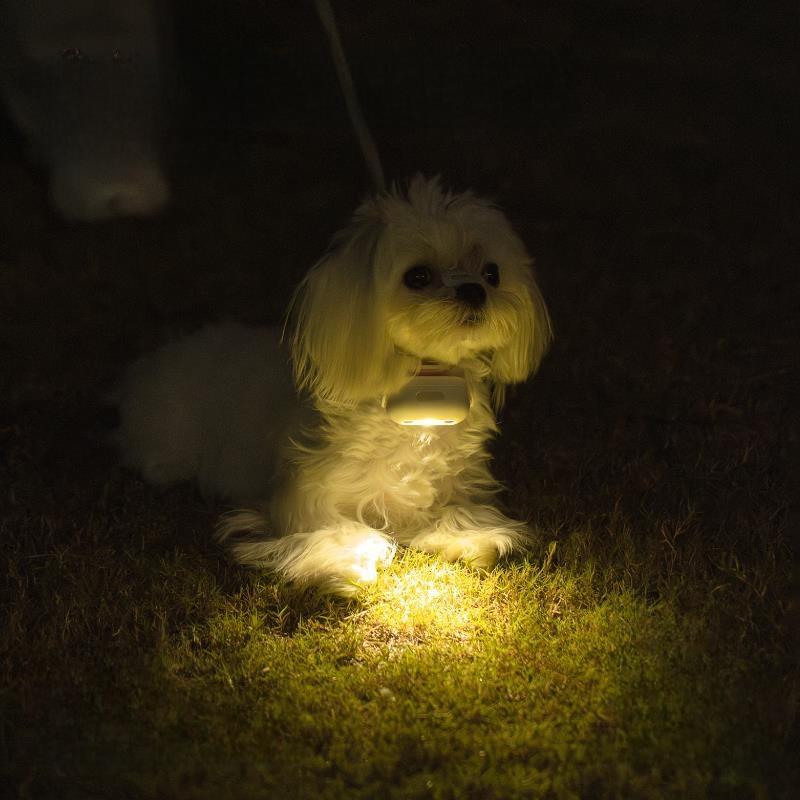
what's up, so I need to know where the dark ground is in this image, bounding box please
[1,1,798,796]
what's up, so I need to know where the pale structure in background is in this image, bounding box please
[1,0,170,220]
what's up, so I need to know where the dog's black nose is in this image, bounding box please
[455,282,487,308]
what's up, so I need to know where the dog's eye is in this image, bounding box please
[482,263,500,287]
[403,265,434,290]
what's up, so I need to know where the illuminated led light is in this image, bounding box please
[401,417,457,427]
[385,365,470,426]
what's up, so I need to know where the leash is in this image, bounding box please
[314,0,386,192]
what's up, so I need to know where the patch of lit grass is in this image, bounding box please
[355,550,498,649]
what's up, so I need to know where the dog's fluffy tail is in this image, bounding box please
[217,511,396,596]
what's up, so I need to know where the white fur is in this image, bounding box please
[116,176,552,596]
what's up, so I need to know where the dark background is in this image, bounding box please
[1,0,797,527]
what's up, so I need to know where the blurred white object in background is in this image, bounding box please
[1,0,170,221]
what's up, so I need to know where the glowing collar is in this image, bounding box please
[383,361,471,426]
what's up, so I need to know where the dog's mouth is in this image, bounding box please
[458,309,485,327]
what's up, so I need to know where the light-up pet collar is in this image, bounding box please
[384,363,471,426]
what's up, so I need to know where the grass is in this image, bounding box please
[2,486,794,798]
[1,2,798,796]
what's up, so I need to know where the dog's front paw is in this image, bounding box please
[219,514,396,597]
[407,505,530,569]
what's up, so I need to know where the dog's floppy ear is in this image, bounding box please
[289,205,413,405]
[490,274,552,394]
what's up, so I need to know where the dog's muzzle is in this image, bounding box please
[442,271,487,309]
[455,282,486,308]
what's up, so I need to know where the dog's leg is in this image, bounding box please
[405,505,530,569]
[217,512,396,596]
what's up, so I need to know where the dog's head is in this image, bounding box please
[290,175,552,406]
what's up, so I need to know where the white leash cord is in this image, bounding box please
[314,0,386,192]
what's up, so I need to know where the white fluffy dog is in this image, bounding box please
[116,176,552,595]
